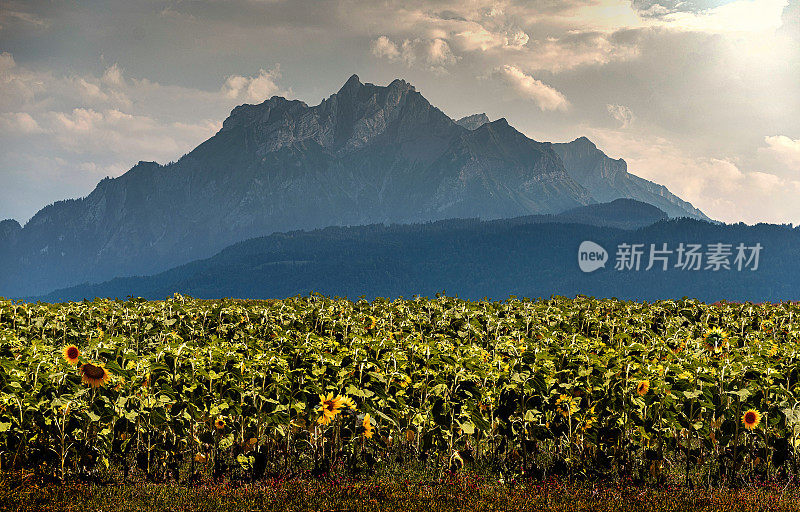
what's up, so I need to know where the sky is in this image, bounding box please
[0,0,798,225]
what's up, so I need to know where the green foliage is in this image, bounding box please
[0,293,799,486]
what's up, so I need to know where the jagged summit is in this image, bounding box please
[339,73,362,92]
[455,113,490,130]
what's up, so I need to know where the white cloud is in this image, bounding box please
[761,135,800,169]
[222,67,285,103]
[371,36,458,72]
[0,112,43,134]
[455,26,506,51]
[520,32,641,73]
[606,104,635,128]
[497,65,569,111]
[426,38,457,66]
[425,38,459,72]
[656,0,789,33]
[454,26,530,52]
[48,108,221,160]
[371,35,401,61]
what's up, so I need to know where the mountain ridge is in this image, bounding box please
[1,74,709,297]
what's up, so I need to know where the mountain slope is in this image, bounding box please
[1,75,598,297]
[35,214,795,304]
[551,137,711,221]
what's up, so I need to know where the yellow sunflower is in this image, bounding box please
[704,327,729,354]
[742,409,761,430]
[317,393,343,425]
[63,345,80,365]
[637,380,650,396]
[80,363,110,388]
[362,413,373,439]
[365,315,377,330]
[214,418,226,430]
[555,394,579,418]
[339,395,356,410]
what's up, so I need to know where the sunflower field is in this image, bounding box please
[1,294,799,487]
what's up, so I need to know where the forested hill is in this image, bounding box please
[32,216,798,303]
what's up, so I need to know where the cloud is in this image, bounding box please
[371,35,402,60]
[454,26,505,51]
[371,36,459,72]
[0,112,43,134]
[0,8,50,28]
[426,38,458,68]
[606,104,635,128]
[222,67,286,103]
[102,64,125,87]
[47,108,221,161]
[650,0,789,33]
[761,135,800,169]
[497,65,569,111]
[519,31,641,73]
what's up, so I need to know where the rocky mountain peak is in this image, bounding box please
[337,73,363,95]
[455,113,490,130]
[569,136,600,154]
[387,78,415,93]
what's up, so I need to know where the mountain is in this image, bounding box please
[551,137,711,221]
[34,214,796,304]
[455,113,490,130]
[1,75,707,297]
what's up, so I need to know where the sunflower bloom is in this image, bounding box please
[704,327,728,354]
[742,409,761,430]
[555,394,578,418]
[317,393,343,425]
[63,345,80,364]
[637,380,650,396]
[81,363,110,388]
[365,315,377,330]
[215,418,226,430]
[339,396,357,410]
[362,413,373,439]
